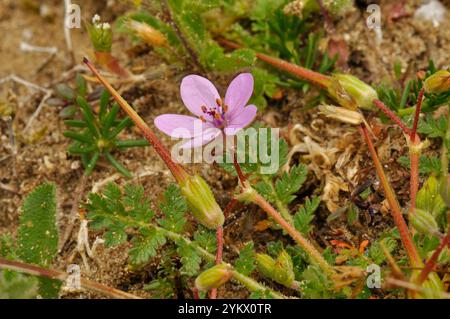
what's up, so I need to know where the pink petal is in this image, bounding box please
[225,105,257,135]
[180,128,222,149]
[180,75,221,116]
[224,73,254,120]
[154,114,210,138]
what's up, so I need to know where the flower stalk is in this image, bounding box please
[157,225,286,298]
[83,57,187,183]
[372,95,425,216]
[417,220,450,285]
[84,58,224,230]
[218,38,332,89]
[359,123,422,268]
[248,187,335,276]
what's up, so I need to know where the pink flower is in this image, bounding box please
[154,73,257,148]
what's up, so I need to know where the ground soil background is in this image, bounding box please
[0,0,449,298]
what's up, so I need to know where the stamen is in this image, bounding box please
[216,98,222,106]
[199,116,206,122]
[223,104,228,113]
[214,113,221,120]
[201,105,207,113]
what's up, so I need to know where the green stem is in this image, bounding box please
[158,226,286,299]
[107,212,286,298]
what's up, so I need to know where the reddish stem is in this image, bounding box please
[359,124,422,267]
[0,257,140,299]
[233,152,247,185]
[218,39,332,89]
[251,191,335,275]
[373,99,411,135]
[417,224,450,285]
[215,226,224,265]
[409,151,420,215]
[83,58,189,184]
[210,225,224,299]
[372,98,421,215]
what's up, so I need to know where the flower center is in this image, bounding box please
[199,98,229,129]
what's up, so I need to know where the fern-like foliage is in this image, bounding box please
[234,242,256,276]
[85,182,224,296]
[293,196,320,235]
[85,182,215,272]
[1,183,60,299]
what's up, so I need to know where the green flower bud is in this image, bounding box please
[256,253,276,279]
[273,250,295,287]
[180,174,224,229]
[195,264,232,291]
[439,174,450,207]
[256,251,295,288]
[423,70,450,94]
[410,209,439,236]
[328,74,378,111]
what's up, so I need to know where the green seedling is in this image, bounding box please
[63,91,149,177]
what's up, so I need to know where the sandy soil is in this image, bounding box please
[0,0,449,298]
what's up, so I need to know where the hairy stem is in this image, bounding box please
[248,187,335,276]
[83,58,188,183]
[373,99,411,135]
[218,39,332,89]
[359,124,422,267]
[417,223,450,285]
[210,226,223,299]
[372,99,422,215]
[230,153,333,275]
[157,226,286,298]
[0,257,141,299]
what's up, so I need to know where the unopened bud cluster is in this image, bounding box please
[87,14,113,52]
